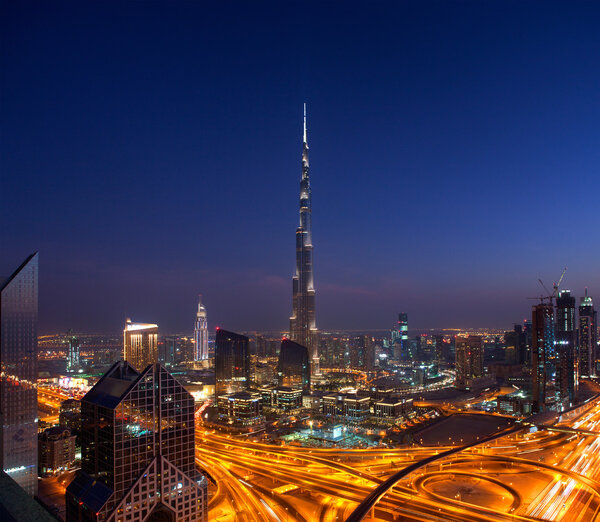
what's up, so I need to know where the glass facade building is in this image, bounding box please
[66,361,207,522]
[0,252,38,496]
[532,303,555,413]
[123,319,158,372]
[290,104,319,376]
[214,328,250,399]
[556,290,578,407]
[277,339,310,391]
[579,291,597,377]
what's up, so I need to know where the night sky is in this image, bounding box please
[2,2,599,334]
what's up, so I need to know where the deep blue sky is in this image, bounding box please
[2,1,599,334]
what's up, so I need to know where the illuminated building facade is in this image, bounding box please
[123,318,158,371]
[277,338,310,391]
[556,289,578,407]
[0,252,38,495]
[194,295,208,361]
[38,427,76,474]
[215,328,250,398]
[66,332,80,373]
[216,391,263,426]
[66,361,207,522]
[532,303,555,413]
[290,104,319,376]
[455,335,483,390]
[579,291,597,377]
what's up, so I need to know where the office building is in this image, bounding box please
[215,328,250,398]
[277,338,310,391]
[216,391,263,426]
[532,303,555,413]
[66,331,80,373]
[194,295,209,361]
[59,399,81,441]
[66,361,207,522]
[0,253,38,495]
[579,290,597,377]
[290,104,320,376]
[123,318,158,371]
[455,335,483,390]
[38,427,77,475]
[556,290,578,407]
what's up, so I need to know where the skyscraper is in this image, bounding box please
[66,362,207,521]
[454,335,483,390]
[556,289,578,407]
[123,318,158,371]
[66,331,80,373]
[290,104,319,376]
[194,295,209,361]
[579,290,597,377]
[277,339,310,391]
[0,253,38,496]
[532,303,555,413]
[214,328,250,398]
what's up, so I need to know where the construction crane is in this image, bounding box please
[528,267,568,304]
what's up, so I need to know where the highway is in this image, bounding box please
[195,395,600,521]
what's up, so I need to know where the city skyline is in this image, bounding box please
[3,2,600,334]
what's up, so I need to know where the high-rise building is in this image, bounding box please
[194,295,208,361]
[277,339,310,391]
[454,335,483,389]
[290,104,319,376]
[556,290,578,407]
[215,328,250,399]
[66,331,80,373]
[579,290,597,377]
[123,318,158,371]
[0,253,39,495]
[532,303,555,413]
[66,362,207,522]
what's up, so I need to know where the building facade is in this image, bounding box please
[290,104,319,376]
[123,319,158,371]
[215,328,250,398]
[556,290,578,407]
[194,295,209,361]
[38,427,76,475]
[277,338,310,391]
[66,362,207,522]
[0,253,38,495]
[455,335,483,390]
[66,332,80,373]
[532,303,555,413]
[579,291,597,377]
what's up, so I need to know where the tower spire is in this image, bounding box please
[303,103,307,144]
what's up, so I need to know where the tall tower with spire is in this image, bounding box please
[290,104,320,376]
[194,295,208,361]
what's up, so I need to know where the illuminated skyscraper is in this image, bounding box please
[277,339,310,391]
[66,331,80,373]
[0,253,38,495]
[123,318,158,371]
[194,295,208,361]
[214,328,250,398]
[556,289,578,407]
[290,104,319,376]
[455,335,483,390]
[532,303,555,413]
[66,362,207,522]
[579,290,597,377]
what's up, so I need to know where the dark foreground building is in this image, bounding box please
[0,253,39,496]
[66,362,207,522]
[277,339,310,391]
